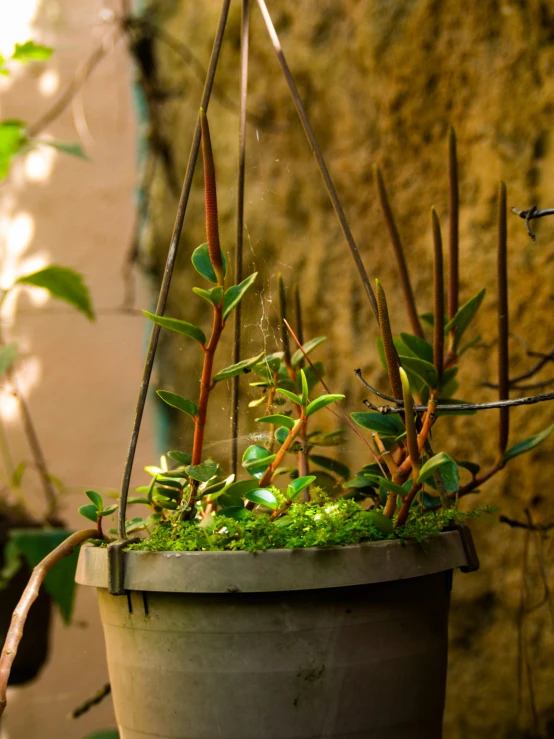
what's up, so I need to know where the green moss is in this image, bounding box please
[129,495,493,553]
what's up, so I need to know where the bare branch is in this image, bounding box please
[511,205,554,240]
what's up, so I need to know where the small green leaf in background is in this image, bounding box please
[191,243,228,283]
[274,426,290,445]
[309,454,350,479]
[143,310,206,345]
[34,139,87,159]
[79,504,98,523]
[157,390,198,419]
[351,412,405,438]
[244,488,278,509]
[185,460,218,483]
[167,451,192,466]
[192,285,223,307]
[444,288,486,348]
[17,266,94,321]
[218,506,250,521]
[224,479,260,500]
[9,529,81,623]
[299,360,325,393]
[276,387,303,406]
[85,490,103,510]
[0,539,23,589]
[398,356,438,389]
[223,272,257,321]
[306,394,344,417]
[399,333,434,363]
[256,414,296,430]
[457,460,481,476]
[363,475,409,498]
[213,351,265,383]
[11,461,27,488]
[291,336,327,368]
[242,445,275,479]
[0,342,19,377]
[417,452,459,493]
[83,728,120,738]
[299,369,309,406]
[0,120,28,179]
[287,475,316,500]
[502,423,554,464]
[98,505,118,517]
[12,41,53,62]
[361,510,393,534]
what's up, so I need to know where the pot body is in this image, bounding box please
[77,532,470,739]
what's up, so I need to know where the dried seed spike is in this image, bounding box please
[497,180,510,456]
[399,368,419,478]
[200,109,224,285]
[374,165,425,339]
[448,127,459,322]
[278,273,291,367]
[376,279,403,402]
[431,207,444,383]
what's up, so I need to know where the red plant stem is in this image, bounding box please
[497,181,510,457]
[258,413,306,488]
[395,481,423,529]
[432,208,445,384]
[200,110,225,285]
[454,462,503,500]
[0,528,98,717]
[448,127,459,323]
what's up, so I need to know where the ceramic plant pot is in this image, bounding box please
[76,530,474,739]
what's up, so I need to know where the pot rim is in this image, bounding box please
[76,530,470,593]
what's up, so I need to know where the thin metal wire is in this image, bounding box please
[117,0,232,539]
[230,0,250,477]
[255,0,379,321]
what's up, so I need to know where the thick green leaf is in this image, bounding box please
[361,510,394,534]
[185,460,218,482]
[85,490,103,510]
[157,390,198,418]
[167,451,192,466]
[191,242,228,283]
[298,361,325,393]
[299,369,309,405]
[155,476,184,489]
[192,286,223,306]
[152,496,179,510]
[306,394,344,417]
[309,454,350,479]
[502,423,554,464]
[143,310,205,345]
[256,414,295,430]
[12,41,53,62]
[422,493,442,510]
[225,479,262,500]
[363,475,409,498]
[17,266,94,320]
[291,336,327,368]
[154,485,180,500]
[398,356,438,389]
[342,476,377,490]
[218,505,251,521]
[248,395,267,408]
[252,353,283,379]
[275,426,290,445]
[0,120,27,179]
[38,139,87,159]
[79,504,98,523]
[244,488,278,509]
[417,452,459,493]
[98,504,118,516]
[0,342,19,376]
[444,288,486,347]
[287,475,316,500]
[242,445,275,479]
[351,412,405,438]
[213,351,265,383]
[10,529,81,623]
[276,387,303,406]
[127,496,150,505]
[223,272,258,321]
[399,333,433,363]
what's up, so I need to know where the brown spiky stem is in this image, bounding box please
[376,279,403,402]
[278,273,292,367]
[448,127,459,322]
[200,109,225,286]
[497,181,510,457]
[0,529,98,716]
[374,166,425,339]
[431,208,445,384]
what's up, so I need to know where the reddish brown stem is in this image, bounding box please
[394,481,423,529]
[448,127,459,323]
[200,110,225,285]
[259,413,306,488]
[0,528,98,716]
[431,208,445,384]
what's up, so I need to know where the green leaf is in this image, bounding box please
[79,504,98,523]
[154,486,180,501]
[167,451,193,466]
[309,454,350,479]
[275,426,290,445]
[502,423,554,464]
[291,336,327,368]
[83,731,120,739]
[307,429,345,447]
[185,460,218,482]
[351,412,405,438]
[85,490,103,510]
[0,120,27,179]
[417,452,459,493]
[224,479,260,499]
[306,394,344,417]
[192,286,223,306]
[223,272,258,321]
[256,414,295,430]
[17,266,94,320]
[361,510,393,534]
[9,529,81,623]
[363,475,409,498]
[12,41,53,62]
[98,505,118,516]
[244,488,278,509]
[398,356,438,389]
[157,390,198,418]
[127,497,150,505]
[299,369,309,405]
[457,460,481,476]
[218,506,251,521]
[213,351,265,383]
[399,333,434,363]
[191,242,228,283]
[143,310,205,345]
[444,288,486,348]
[309,470,340,493]
[438,367,458,398]
[300,361,325,393]
[276,387,303,406]
[287,475,316,500]
[0,342,19,376]
[11,461,27,488]
[422,493,442,510]
[242,445,275,479]
[37,139,87,159]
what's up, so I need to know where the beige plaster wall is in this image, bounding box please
[0,1,153,737]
